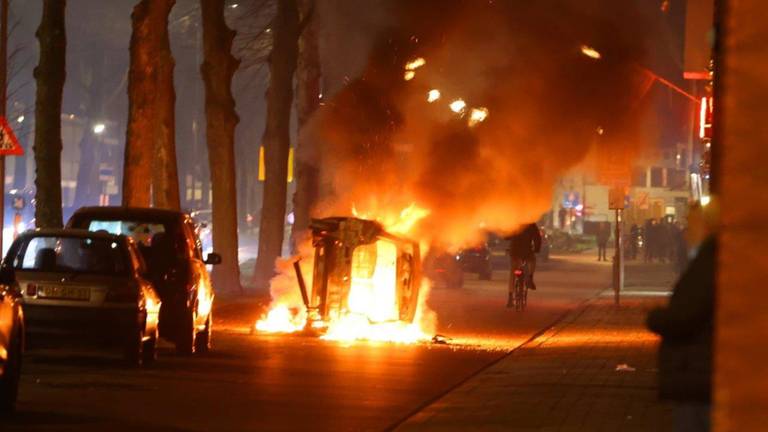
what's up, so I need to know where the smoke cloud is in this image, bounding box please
[310,0,653,247]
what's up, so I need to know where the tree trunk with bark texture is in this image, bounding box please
[33,0,66,228]
[123,0,176,208]
[152,8,180,211]
[200,0,242,294]
[291,0,320,249]
[253,0,300,288]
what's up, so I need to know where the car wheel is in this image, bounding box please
[142,327,158,365]
[175,308,197,356]
[124,327,145,367]
[194,312,212,354]
[0,324,22,414]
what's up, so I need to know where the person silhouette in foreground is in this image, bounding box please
[647,200,717,432]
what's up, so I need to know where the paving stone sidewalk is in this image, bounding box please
[395,264,676,432]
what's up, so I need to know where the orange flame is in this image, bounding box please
[255,205,436,344]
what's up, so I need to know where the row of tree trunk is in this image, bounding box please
[31,0,244,293]
[31,0,320,292]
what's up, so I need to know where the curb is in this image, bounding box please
[385,289,606,432]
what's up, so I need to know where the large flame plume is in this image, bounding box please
[258,1,657,343]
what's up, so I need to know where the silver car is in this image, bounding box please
[6,229,161,366]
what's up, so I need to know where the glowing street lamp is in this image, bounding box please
[93,123,106,134]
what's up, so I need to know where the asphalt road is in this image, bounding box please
[5,252,611,432]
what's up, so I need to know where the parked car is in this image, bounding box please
[68,207,221,355]
[5,229,160,366]
[458,243,493,280]
[423,249,464,289]
[0,263,23,412]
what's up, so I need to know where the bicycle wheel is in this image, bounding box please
[514,278,525,311]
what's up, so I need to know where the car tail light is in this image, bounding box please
[26,283,37,296]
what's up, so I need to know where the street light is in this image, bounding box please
[93,123,106,134]
[16,115,23,123]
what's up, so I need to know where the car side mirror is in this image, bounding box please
[204,252,222,265]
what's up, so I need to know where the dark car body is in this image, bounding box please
[67,207,219,354]
[0,264,23,412]
[423,250,464,289]
[458,244,493,280]
[5,229,161,366]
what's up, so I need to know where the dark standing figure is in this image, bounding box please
[647,202,716,432]
[629,223,640,260]
[647,236,715,432]
[673,223,688,274]
[596,221,610,261]
[558,207,566,230]
[644,219,656,262]
[506,223,542,306]
[658,218,672,263]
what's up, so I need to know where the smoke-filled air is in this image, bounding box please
[309,0,652,249]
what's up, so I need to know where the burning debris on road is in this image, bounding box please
[257,217,435,343]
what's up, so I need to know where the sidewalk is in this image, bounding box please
[395,263,676,432]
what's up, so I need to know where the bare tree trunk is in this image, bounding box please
[152,7,180,211]
[291,0,320,248]
[73,123,99,207]
[253,0,300,288]
[200,0,242,294]
[32,0,66,228]
[123,0,176,208]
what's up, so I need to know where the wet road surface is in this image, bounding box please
[6,253,610,431]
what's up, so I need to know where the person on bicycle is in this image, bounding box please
[507,223,542,296]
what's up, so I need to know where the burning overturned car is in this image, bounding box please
[258,217,428,342]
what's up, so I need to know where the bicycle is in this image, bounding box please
[507,260,529,311]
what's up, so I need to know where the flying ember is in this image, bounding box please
[404,57,426,71]
[468,107,489,127]
[449,99,467,113]
[404,70,416,81]
[580,44,602,59]
[427,89,441,103]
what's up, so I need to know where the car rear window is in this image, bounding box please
[87,220,166,247]
[14,236,128,275]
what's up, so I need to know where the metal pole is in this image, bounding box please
[0,0,8,255]
[613,208,623,305]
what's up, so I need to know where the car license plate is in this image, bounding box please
[37,285,90,301]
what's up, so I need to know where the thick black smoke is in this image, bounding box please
[310,0,652,247]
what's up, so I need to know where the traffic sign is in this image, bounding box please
[0,116,23,155]
[609,187,627,210]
